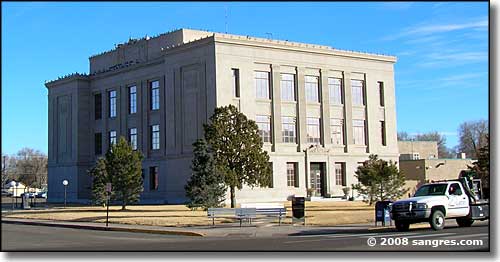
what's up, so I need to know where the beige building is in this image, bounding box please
[398,141,472,196]
[46,29,399,204]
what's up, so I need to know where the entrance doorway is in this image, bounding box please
[310,163,326,197]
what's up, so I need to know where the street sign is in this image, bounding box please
[106,183,112,192]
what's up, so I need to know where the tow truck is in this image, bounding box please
[391,177,489,231]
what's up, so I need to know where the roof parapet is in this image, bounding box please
[45,72,89,86]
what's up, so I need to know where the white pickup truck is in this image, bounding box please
[391,178,489,231]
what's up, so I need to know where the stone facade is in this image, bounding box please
[46,29,399,204]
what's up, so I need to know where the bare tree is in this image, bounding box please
[14,148,48,191]
[457,120,488,159]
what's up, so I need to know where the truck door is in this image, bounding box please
[447,183,470,217]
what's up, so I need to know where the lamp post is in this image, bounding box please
[9,181,16,210]
[62,179,68,208]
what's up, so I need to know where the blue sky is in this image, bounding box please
[1,2,489,155]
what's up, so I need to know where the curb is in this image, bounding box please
[2,219,205,237]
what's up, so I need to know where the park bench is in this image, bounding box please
[207,208,256,227]
[241,203,287,225]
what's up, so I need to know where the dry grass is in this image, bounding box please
[3,201,375,227]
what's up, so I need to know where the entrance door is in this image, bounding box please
[310,163,325,197]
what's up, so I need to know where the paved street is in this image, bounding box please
[2,221,489,251]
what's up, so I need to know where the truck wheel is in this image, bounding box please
[430,210,445,230]
[456,218,474,227]
[395,221,410,231]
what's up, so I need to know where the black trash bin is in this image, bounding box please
[292,197,305,219]
[375,201,392,226]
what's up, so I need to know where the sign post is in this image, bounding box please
[106,183,112,228]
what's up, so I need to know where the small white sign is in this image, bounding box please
[106,183,112,192]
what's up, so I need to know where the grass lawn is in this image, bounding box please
[2,201,375,227]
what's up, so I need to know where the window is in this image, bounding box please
[149,166,159,191]
[380,121,387,146]
[378,81,385,107]
[307,117,321,144]
[281,73,295,101]
[268,162,274,188]
[94,93,102,120]
[351,80,365,106]
[329,78,343,105]
[150,80,160,110]
[129,86,137,114]
[232,69,240,98]
[330,118,344,145]
[109,90,117,118]
[282,116,296,143]
[151,125,160,150]
[109,130,117,146]
[353,120,366,145]
[256,115,271,143]
[287,162,299,187]
[305,76,319,102]
[335,163,346,186]
[129,128,137,150]
[94,133,102,155]
[255,71,270,99]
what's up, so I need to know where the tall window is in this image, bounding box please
[255,71,270,99]
[94,133,102,155]
[351,80,365,106]
[151,124,160,150]
[256,115,271,143]
[232,69,240,98]
[282,116,296,143]
[149,166,159,191]
[305,76,319,102]
[329,78,343,105]
[353,120,366,145]
[109,130,117,146]
[330,118,344,145]
[287,162,299,187]
[307,117,321,144]
[109,90,117,118]
[281,73,295,101]
[94,93,102,120]
[268,162,274,188]
[129,86,137,114]
[378,81,385,107]
[129,128,137,150]
[335,163,346,186]
[380,121,387,146]
[150,80,160,110]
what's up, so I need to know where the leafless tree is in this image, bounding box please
[13,148,48,191]
[457,120,488,159]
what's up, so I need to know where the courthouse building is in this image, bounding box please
[45,29,399,204]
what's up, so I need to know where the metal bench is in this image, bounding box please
[241,203,287,225]
[207,208,256,227]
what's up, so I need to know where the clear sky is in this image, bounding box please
[1,1,489,155]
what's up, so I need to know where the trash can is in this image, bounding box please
[21,193,31,209]
[375,201,392,226]
[292,197,305,219]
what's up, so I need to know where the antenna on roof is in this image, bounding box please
[265,32,273,39]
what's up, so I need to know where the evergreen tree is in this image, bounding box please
[185,139,226,210]
[353,154,408,205]
[89,158,108,206]
[203,105,272,208]
[88,137,143,210]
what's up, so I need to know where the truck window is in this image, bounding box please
[448,183,462,195]
[414,184,447,197]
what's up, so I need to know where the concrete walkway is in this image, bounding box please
[2,217,398,238]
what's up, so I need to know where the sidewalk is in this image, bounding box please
[2,217,396,238]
